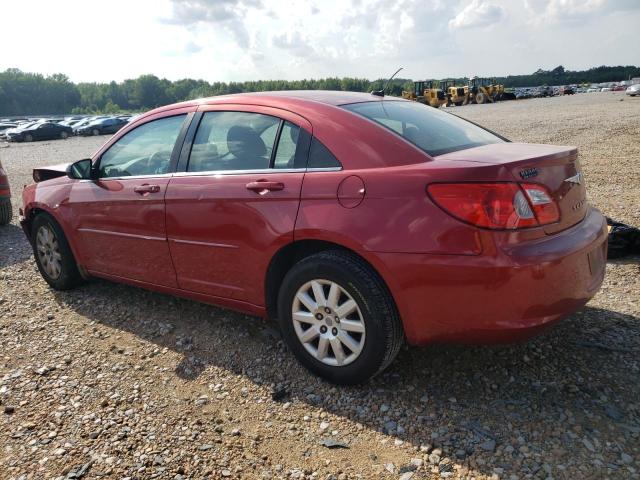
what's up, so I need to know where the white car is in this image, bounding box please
[600,87,612,92]
[626,84,640,97]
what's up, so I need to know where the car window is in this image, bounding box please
[99,114,186,178]
[273,122,300,169]
[188,112,281,172]
[308,137,342,169]
[342,101,503,157]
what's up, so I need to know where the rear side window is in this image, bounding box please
[308,138,341,169]
[273,122,300,169]
[189,112,281,172]
[342,101,503,156]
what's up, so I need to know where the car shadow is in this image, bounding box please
[50,278,640,478]
[0,222,32,268]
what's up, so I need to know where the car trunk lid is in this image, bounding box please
[435,143,587,234]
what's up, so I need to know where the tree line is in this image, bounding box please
[1,65,638,116]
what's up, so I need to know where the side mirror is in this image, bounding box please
[67,158,94,180]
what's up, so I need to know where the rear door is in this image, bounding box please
[67,112,192,286]
[165,106,311,306]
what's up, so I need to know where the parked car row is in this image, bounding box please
[513,81,639,99]
[0,114,137,142]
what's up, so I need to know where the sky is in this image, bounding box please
[2,0,639,83]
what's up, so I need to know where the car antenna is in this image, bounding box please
[371,67,403,97]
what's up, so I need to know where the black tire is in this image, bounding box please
[60,131,69,139]
[0,199,12,225]
[277,250,403,385]
[24,134,33,142]
[31,213,82,290]
[92,129,100,136]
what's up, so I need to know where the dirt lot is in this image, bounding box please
[1,92,639,480]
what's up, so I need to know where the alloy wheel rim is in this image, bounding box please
[292,279,366,367]
[36,225,62,280]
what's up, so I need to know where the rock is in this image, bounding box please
[399,473,414,480]
[319,438,349,449]
[4,406,15,414]
[621,453,633,464]
[582,438,595,452]
[479,439,496,452]
[271,387,288,401]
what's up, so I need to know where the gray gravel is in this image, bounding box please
[1,92,639,479]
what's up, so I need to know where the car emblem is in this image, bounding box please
[519,167,538,179]
[564,172,583,185]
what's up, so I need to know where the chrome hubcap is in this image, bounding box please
[36,225,62,280]
[292,279,366,366]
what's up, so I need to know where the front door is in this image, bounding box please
[67,113,189,287]
[165,108,311,306]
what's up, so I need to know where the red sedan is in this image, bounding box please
[20,91,607,384]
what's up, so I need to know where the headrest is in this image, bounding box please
[227,126,267,158]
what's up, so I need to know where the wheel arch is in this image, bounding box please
[264,238,404,324]
[23,205,87,277]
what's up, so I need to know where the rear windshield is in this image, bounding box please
[342,101,504,156]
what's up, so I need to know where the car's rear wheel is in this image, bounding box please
[0,199,12,225]
[24,134,33,142]
[31,213,82,290]
[60,131,69,139]
[92,128,100,136]
[277,250,403,385]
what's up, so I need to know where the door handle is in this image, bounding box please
[133,184,161,195]
[246,180,285,193]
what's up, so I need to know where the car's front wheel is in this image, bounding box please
[92,128,100,136]
[31,213,83,290]
[277,250,403,385]
[24,134,33,142]
[60,131,69,139]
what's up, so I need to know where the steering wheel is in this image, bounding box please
[148,151,169,174]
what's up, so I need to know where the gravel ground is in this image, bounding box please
[0,92,639,480]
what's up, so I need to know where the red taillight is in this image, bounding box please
[427,182,559,230]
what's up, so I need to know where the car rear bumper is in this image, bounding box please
[376,207,608,345]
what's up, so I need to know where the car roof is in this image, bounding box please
[145,90,406,117]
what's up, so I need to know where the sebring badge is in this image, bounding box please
[564,172,583,185]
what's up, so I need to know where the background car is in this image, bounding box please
[626,84,640,96]
[76,117,128,136]
[0,158,11,225]
[20,92,607,384]
[6,122,73,142]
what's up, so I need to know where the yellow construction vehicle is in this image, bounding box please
[467,77,506,104]
[440,79,469,106]
[402,80,447,108]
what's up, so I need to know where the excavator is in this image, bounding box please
[402,80,447,108]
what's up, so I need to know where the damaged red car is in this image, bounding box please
[20,91,607,384]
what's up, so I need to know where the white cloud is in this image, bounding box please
[524,0,640,23]
[164,0,263,49]
[0,0,638,83]
[449,0,506,30]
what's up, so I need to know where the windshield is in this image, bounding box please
[342,100,504,156]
